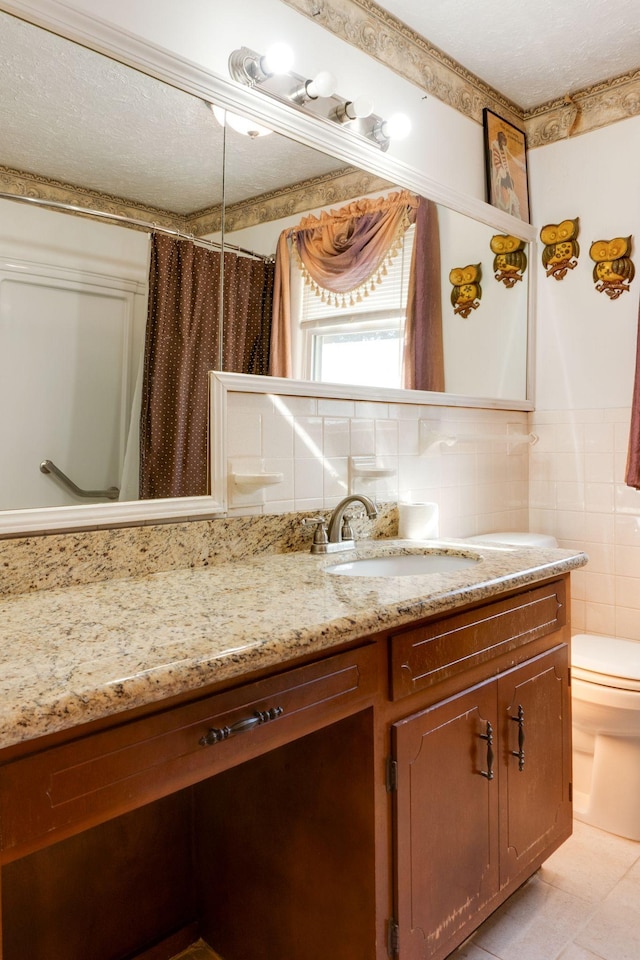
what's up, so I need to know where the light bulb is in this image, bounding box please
[261,42,294,76]
[382,112,412,141]
[305,70,337,99]
[210,105,272,139]
[344,96,374,120]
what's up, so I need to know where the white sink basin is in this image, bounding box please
[325,552,480,578]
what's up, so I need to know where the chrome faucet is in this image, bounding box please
[327,494,378,544]
[302,494,378,554]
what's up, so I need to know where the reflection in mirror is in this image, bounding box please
[0,11,365,515]
[0,7,530,532]
[222,127,529,401]
[0,11,228,511]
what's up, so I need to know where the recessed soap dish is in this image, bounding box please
[349,457,396,480]
[231,472,284,491]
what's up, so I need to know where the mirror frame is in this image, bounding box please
[0,0,537,536]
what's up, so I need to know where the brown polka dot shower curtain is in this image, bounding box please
[139,234,274,499]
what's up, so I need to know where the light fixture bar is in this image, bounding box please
[227,45,410,151]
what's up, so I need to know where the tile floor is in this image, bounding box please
[448,820,640,960]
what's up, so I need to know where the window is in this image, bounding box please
[299,224,415,389]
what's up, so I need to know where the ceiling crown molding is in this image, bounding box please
[281,0,640,146]
[524,69,640,147]
[0,166,186,230]
[280,0,523,128]
[190,167,392,236]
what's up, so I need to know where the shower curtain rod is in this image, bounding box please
[0,191,271,261]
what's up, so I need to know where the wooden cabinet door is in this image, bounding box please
[392,679,499,960]
[498,645,572,888]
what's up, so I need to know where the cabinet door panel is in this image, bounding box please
[393,681,499,960]
[498,645,572,886]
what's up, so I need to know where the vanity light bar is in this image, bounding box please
[228,45,409,150]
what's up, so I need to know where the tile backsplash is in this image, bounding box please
[225,388,530,538]
[529,408,640,641]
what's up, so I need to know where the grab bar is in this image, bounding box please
[40,459,120,500]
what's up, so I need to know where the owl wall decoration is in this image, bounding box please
[490,234,527,287]
[540,218,580,280]
[589,236,635,300]
[449,264,482,318]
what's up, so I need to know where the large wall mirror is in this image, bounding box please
[0,2,534,534]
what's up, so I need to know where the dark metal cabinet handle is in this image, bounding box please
[511,704,525,770]
[479,720,494,780]
[199,706,284,746]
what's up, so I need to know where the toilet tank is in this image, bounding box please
[464,532,559,548]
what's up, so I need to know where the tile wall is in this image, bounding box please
[225,389,530,539]
[530,408,640,641]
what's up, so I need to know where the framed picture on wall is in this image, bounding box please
[483,108,530,223]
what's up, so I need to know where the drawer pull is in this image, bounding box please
[479,721,494,780]
[199,706,284,746]
[510,705,525,770]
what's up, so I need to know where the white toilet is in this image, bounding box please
[466,531,640,841]
[572,633,640,840]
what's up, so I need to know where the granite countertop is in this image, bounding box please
[0,539,587,751]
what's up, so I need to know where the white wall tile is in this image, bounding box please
[584,572,616,605]
[615,544,640,577]
[350,418,375,456]
[274,395,317,417]
[293,417,323,459]
[615,606,640,641]
[585,601,616,636]
[615,576,640,610]
[262,413,294,459]
[262,458,294,504]
[585,452,615,484]
[228,392,274,415]
[317,397,355,418]
[227,412,262,458]
[294,457,323,502]
[375,419,399,456]
[397,419,420,456]
[322,457,349,502]
[323,418,350,458]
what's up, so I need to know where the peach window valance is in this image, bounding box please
[289,190,419,306]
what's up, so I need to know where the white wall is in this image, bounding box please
[528,114,640,639]
[43,0,485,199]
[529,115,640,412]
[0,201,149,507]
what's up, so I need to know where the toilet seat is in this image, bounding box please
[572,633,640,692]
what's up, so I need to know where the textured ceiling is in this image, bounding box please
[1,3,638,220]
[0,12,344,217]
[374,0,640,110]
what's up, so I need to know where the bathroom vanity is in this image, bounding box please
[0,541,585,960]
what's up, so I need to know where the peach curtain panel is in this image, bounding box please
[403,197,445,392]
[140,234,274,499]
[270,231,293,379]
[625,298,640,488]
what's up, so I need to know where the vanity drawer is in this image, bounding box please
[389,579,567,700]
[0,644,378,861]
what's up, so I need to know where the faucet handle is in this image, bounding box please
[341,515,356,541]
[302,516,329,547]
